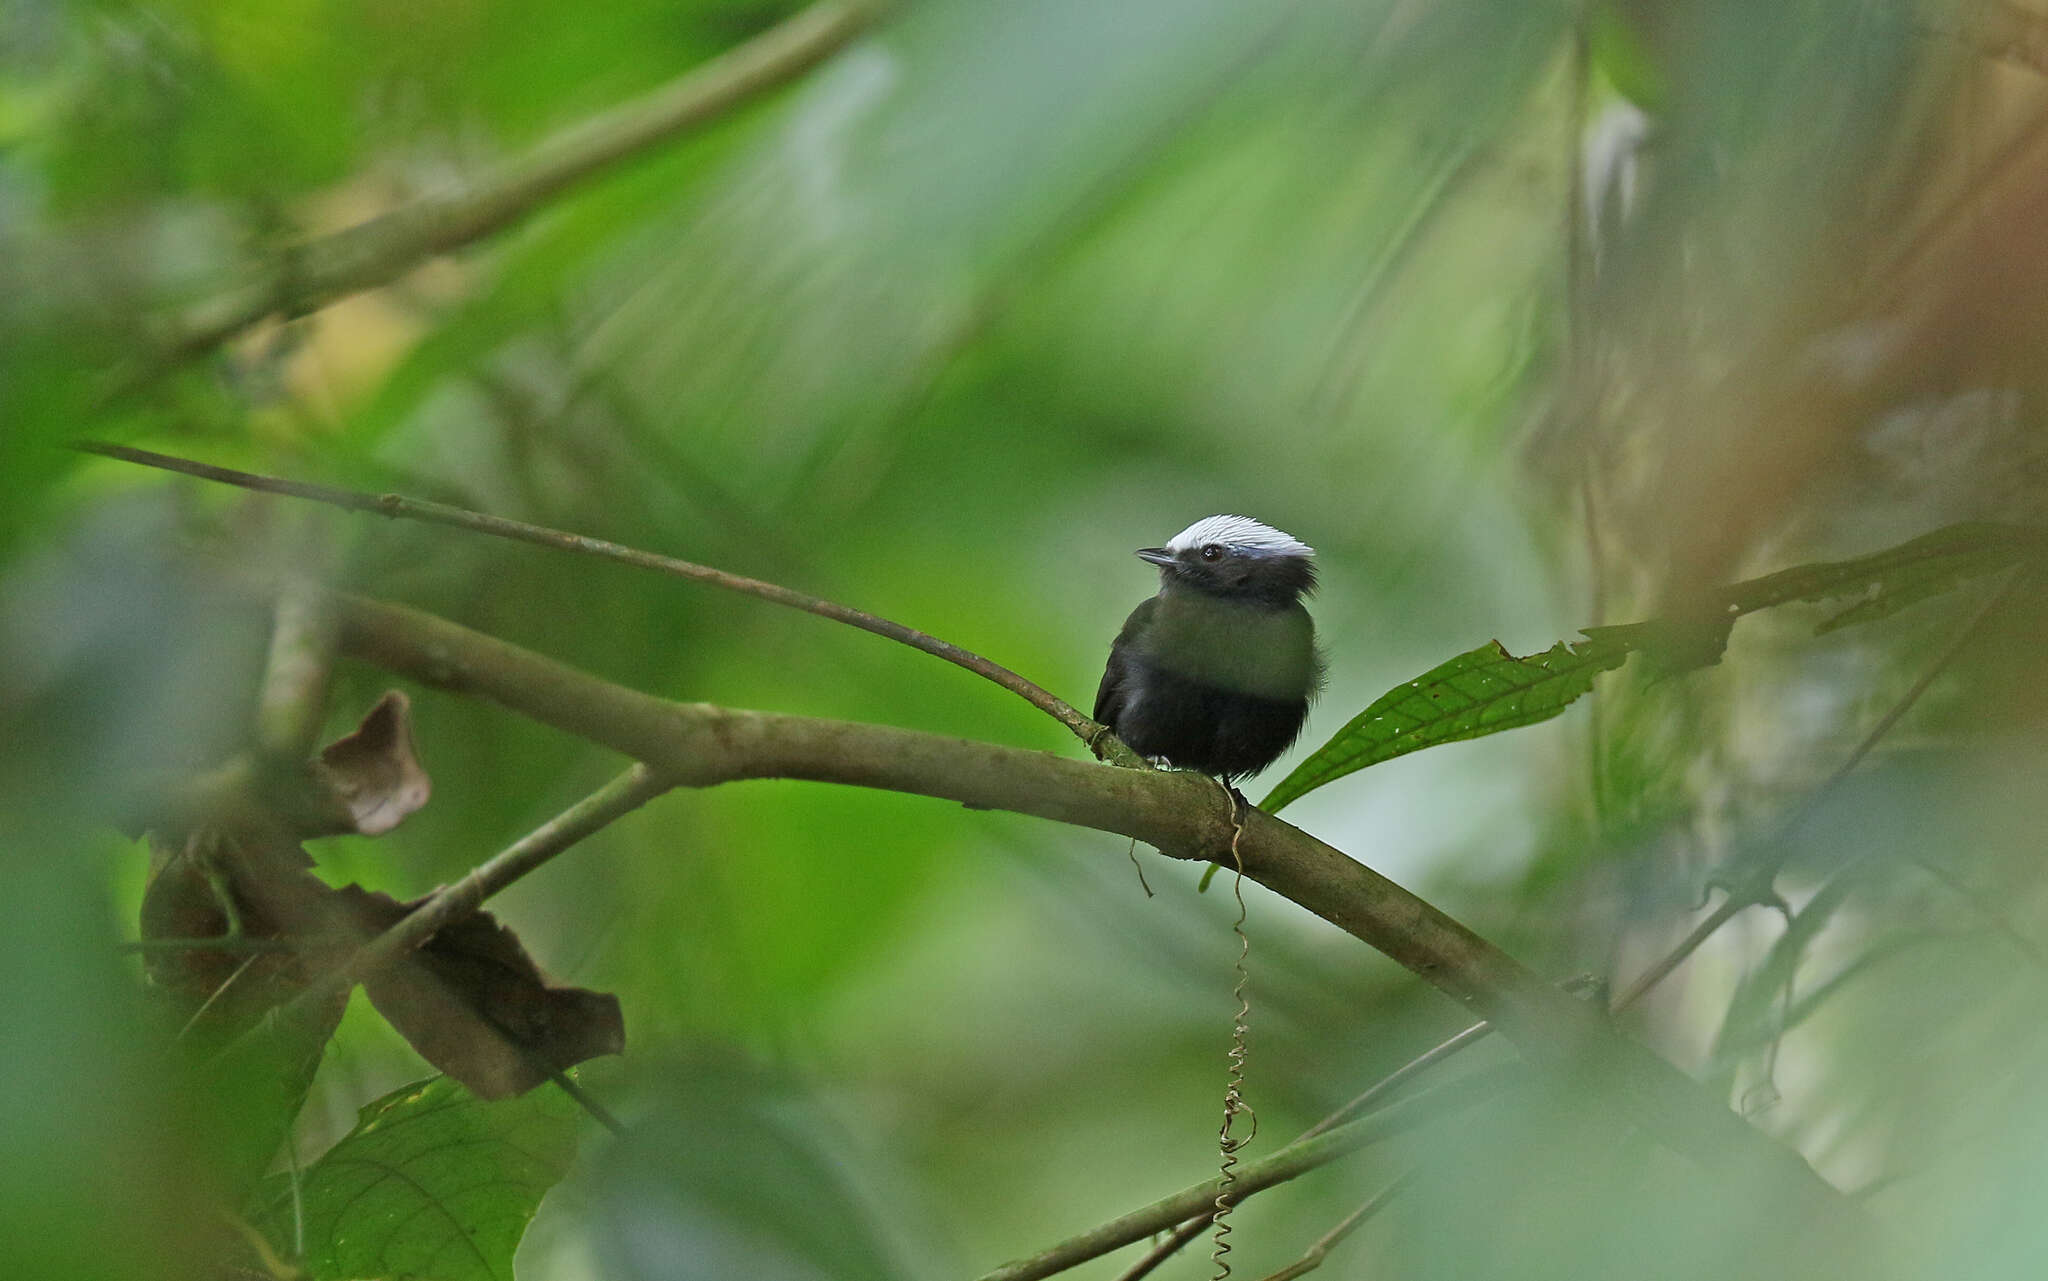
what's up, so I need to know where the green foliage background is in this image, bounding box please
[6,0,2048,1278]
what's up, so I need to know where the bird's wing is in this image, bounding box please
[1093,596,1158,724]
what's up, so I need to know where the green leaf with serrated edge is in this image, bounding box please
[1262,633,1635,813]
[251,1075,581,1281]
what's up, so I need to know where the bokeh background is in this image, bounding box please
[9,0,2048,1277]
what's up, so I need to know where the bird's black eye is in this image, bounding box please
[1200,544,1224,562]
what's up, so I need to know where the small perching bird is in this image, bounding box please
[1094,515,1322,782]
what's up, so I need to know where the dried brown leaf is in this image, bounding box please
[335,887,625,1099]
[310,690,431,836]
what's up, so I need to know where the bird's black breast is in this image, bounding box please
[1096,597,1311,781]
[1108,657,1309,780]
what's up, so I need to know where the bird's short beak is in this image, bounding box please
[1135,547,1175,567]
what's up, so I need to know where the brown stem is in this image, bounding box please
[1249,1172,1412,1281]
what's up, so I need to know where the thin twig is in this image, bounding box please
[1300,1020,1496,1140]
[1250,1172,1413,1281]
[1612,573,2022,1010]
[177,954,264,1043]
[1116,1204,1214,1281]
[225,764,671,1057]
[1120,1013,1502,1281]
[1118,976,1618,1280]
[73,441,1105,747]
[974,1064,1520,1281]
[485,1005,633,1137]
[1893,848,2048,967]
[138,0,878,371]
[547,1067,628,1138]
[285,1125,306,1263]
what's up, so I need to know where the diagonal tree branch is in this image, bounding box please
[73,441,1107,748]
[148,0,877,366]
[1118,984,1583,1281]
[973,1066,1519,1281]
[306,585,1873,1239]
[1249,1172,1412,1281]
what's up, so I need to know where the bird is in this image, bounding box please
[1094,515,1322,782]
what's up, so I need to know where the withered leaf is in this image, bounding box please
[133,689,616,1104]
[139,831,344,1042]
[336,887,626,1100]
[309,690,431,836]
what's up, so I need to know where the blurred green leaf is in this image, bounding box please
[1588,3,1668,112]
[593,1068,911,1281]
[251,1075,582,1281]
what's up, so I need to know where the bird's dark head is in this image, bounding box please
[1137,514,1317,606]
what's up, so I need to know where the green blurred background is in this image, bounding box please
[9,0,2048,1277]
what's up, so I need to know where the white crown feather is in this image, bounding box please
[1164,514,1314,559]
